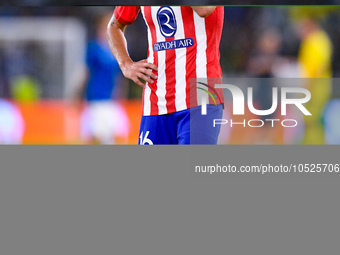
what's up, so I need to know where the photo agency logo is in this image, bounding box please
[197,79,312,129]
[197,81,224,114]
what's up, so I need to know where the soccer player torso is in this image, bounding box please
[114,6,224,116]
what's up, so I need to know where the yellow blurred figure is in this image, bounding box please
[297,18,332,144]
[11,75,41,102]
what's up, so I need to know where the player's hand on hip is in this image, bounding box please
[121,59,158,88]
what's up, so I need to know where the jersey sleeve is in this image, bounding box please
[114,6,141,25]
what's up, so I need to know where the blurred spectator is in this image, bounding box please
[298,18,332,78]
[296,17,333,144]
[247,29,282,78]
[11,75,41,102]
[0,99,25,144]
[246,29,283,144]
[73,12,130,144]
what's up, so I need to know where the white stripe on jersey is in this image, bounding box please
[193,12,209,105]
[141,7,151,116]
[173,7,187,112]
[151,6,167,115]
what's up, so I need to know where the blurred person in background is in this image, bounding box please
[0,75,27,145]
[0,40,40,145]
[74,12,130,144]
[296,17,333,144]
[0,98,25,144]
[246,28,283,144]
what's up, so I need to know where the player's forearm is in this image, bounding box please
[192,6,216,17]
[107,17,133,70]
[106,15,158,88]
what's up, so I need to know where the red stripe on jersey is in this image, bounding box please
[205,7,223,78]
[181,7,197,109]
[205,7,224,105]
[143,7,159,116]
[165,37,177,113]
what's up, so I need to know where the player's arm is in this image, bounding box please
[107,15,158,88]
[192,6,216,18]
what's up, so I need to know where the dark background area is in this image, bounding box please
[1,0,340,6]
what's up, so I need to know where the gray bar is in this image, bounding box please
[0,145,339,255]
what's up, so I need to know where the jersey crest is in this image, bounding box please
[157,7,177,38]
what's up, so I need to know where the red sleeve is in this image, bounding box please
[114,6,141,25]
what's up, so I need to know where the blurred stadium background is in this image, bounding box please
[0,6,340,144]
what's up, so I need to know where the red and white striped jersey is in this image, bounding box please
[114,6,224,116]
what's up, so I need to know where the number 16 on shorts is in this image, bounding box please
[139,131,154,145]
